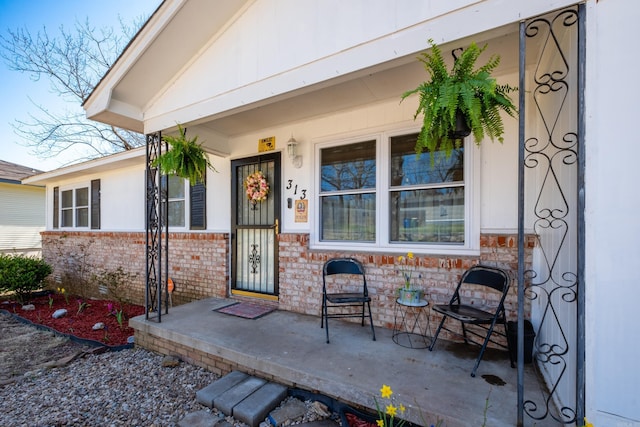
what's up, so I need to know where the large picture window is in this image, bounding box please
[315,130,477,253]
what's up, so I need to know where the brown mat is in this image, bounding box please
[214,302,275,319]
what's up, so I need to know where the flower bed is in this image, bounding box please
[0,293,144,347]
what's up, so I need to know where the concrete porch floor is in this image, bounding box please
[130,298,559,427]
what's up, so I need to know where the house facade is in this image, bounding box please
[0,160,44,256]
[23,1,640,426]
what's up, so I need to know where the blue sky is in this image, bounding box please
[0,1,160,171]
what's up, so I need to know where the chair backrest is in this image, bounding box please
[324,258,365,276]
[451,265,510,305]
[322,258,368,293]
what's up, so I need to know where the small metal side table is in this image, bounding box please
[392,298,431,349]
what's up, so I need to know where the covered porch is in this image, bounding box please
[130,298,559,427]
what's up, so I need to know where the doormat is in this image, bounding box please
[214,302,276,319]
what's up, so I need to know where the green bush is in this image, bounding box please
[0,254,52,304]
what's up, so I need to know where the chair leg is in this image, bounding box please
[470,320,500,377]
[429,316,447,351]
[366,301,376,341]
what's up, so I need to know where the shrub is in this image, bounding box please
[0,254,52,304]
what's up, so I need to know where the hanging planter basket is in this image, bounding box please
[153,124,216,185]
[401,39,517,163]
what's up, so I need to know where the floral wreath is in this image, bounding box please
[245,171,269,204]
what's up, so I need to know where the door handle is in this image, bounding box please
[274,219,279,235]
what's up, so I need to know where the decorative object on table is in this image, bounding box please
[153,123,216,185]
[244,170,269,205]
[396,252,424,304]
[401,39,517,163]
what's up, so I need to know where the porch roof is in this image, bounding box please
[82,0,576,155]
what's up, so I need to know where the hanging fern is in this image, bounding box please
[153,124,216,185]
[402,39,517,161]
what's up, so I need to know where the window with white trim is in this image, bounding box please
[160,175,207,230]
[54,180,100,230]
[315,130,477,253]
[60,187,88,228]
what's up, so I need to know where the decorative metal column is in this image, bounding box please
[145,131,169,321]
[518,4,585,425]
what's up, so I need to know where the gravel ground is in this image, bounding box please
[0,348,221,426]
[0,315,340,427]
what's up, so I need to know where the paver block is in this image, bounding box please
[214,376,267,415]
[196,371,249,408]
[233,382,288,427]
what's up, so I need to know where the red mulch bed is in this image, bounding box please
[0,293,144,347]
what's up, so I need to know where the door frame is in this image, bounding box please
[230,152,281,300]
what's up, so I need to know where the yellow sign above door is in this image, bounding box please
[258,136,275,152]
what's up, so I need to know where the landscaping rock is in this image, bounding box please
[162,355,181,367]
[92,322,105,330]
[52,309,67,319]
[268,399,307,426]
[21,304,35,311]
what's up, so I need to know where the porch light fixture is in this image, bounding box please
[287,134,302,168]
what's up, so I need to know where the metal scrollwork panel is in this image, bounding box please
[524,6,581,424]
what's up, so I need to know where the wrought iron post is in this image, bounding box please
[518,5,584,424]
[145,131,168,321]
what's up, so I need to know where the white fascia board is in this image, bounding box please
[84,0,188,130]
[22,147,146,186]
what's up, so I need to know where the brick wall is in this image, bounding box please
[278,232,535,343]
[42,230,534,344]
[41,231,229,305]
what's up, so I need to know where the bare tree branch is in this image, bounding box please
[0,15,148,164]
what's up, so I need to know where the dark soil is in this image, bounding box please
[0,293,144,347]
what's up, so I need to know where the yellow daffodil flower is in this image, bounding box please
[386,404,397,417]
[376,420,384,427]
[399,404,406,413]
[407,252,414,259]
[380,384,393,399]
[583,418,593,427]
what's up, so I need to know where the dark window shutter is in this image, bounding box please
[53,186,59,229]
[91,179,100,229]
[190,179,206,230]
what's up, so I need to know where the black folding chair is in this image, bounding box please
[428,265,510,377]
[321,258,376,344]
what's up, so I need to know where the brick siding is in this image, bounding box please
[42,230,534,344]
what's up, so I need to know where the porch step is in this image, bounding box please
[195,371,288,427]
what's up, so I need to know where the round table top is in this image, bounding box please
[396,298,428,307]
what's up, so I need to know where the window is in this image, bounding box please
[389,134,464,244]
[55,181,100,229]
[167,175,186,227]
[315,130,477,254]
[320,140,376,241]
[161,175,207,230]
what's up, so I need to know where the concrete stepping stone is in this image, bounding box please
[214,376,267,415]
[233,382,288,427]
[196,370,248,408]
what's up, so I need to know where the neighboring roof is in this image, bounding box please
[0,160,43,184]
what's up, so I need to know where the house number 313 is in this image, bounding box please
[286,180,307,200]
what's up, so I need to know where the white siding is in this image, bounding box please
[0,182,45,253]
[586,0,640,425]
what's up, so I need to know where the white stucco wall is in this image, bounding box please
[585,0,640,425]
